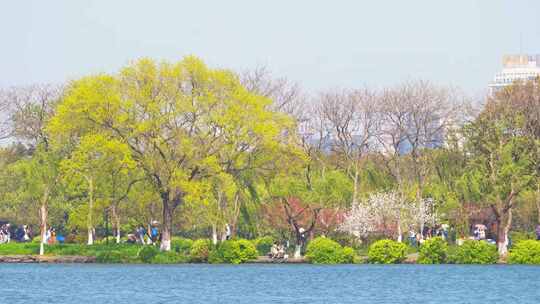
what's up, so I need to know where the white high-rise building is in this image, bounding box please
[489,54,540,93]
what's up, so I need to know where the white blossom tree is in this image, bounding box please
[340,191,435,241]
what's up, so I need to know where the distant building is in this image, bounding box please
[489,54,540,93]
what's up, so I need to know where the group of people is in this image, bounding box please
[269,242,288,260]
[0,223,33,244]
[408,224,450,247]
[126,222,160,245]
[44,227,65,244]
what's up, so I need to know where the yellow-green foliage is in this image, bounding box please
[368,239,407,264]
[190,239,212,263]
[209,239,258,264]
[305,237,357,264]
[450,240,498,264]
[509,240,540,264]
[49,56,303,240]
[418,237,449,264]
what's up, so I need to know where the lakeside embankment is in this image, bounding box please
[2,237,540,265]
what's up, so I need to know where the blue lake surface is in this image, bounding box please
[1,264,540,303]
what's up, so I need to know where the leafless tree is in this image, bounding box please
[318,88,379,203]
[376,80,463,199]
[0,84,62,147]
[240,65,305,118]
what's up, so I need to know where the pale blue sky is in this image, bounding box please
[1,0,539,95]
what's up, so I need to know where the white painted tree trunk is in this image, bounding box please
[160,239,170,251]
[87,177,94,245]
[397,218,403,242]
[212,224,218,245]
[498,209,512,257]
[87,228,94,245]
[39,196,48,256]
[294,244,302,259]
[116,226,121,244]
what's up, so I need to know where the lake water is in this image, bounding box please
[1,264,539,303]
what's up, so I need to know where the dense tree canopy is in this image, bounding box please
[0,57,538,258]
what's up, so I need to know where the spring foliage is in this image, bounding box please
[305,237,356,264]
[367,239,407,264]
[418,237,448,264]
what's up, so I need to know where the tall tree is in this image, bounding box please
[461,89,538,257]
[49,57,298,250]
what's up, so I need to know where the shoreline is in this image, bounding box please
[0,255,96,263]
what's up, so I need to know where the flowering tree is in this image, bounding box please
[340,191,435,241]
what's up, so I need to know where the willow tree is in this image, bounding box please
[49,56,297,250]
[7,146,61,255]
[2,85,62,255]
[60,134,135,245]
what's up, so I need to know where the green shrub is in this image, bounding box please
[367,239,407,264]
[208,246,225,264]
[342,246,357,264]
[509,240,540,264]
[418,237,448,264]
[253,236,274,255]
[138,246,159,263]
[305,237,353,264]
[450,240,498,264]
[151,251,190,264]
[190,239,212,263]
[209,239,258,264]
[96,250,124,263]
[171,237,193,254]
[509,231,535,245]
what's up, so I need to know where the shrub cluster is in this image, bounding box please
[509,240,540,264]
[171,237,193,255]
[450,240,498,264]
[367,239,407,264]
[305,237,356,264]
[418,237,448,264]
[252,236,274,256]
[209,239,258,264]
[509,231,535,245]
[190,239,212,263]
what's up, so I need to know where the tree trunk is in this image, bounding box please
[294,230,305,259]
[211,224,218,245]
[352,165,359,205]
[497,209,512,257]
[498,208,512,257]
[39,194,48,256]
[294,244,302,259]
[397,217,403,242]
[160,199,172,251]
[111,205,121,244]
[87,228,94,246]
[87,177,94,245]
[536,186,540,224]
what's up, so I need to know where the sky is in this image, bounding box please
[1,0,540,96]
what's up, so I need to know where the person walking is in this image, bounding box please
[535,224,540,241]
